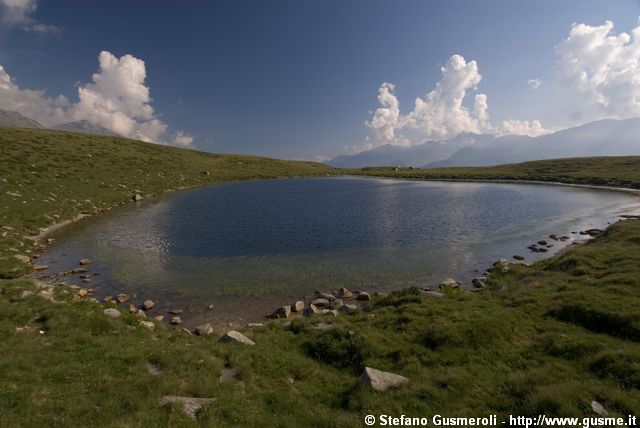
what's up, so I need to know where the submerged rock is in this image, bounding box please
[143,300,155,310]
[79,258,92,265]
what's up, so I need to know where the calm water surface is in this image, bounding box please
[40,177,640,324]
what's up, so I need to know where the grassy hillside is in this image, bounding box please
[353,156,640,189]
[0,128,639,425]
[0,127,334,278]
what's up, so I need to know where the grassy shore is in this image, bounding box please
[1,128,639,425]
[351,156,640,189]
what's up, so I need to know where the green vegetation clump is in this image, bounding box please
[0,127,639,425]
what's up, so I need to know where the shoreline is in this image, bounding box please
[25,175,637,327]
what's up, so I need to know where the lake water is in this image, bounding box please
[39,177,640,324]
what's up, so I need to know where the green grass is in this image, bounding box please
[352,156,640,189]
[1,127,639,426]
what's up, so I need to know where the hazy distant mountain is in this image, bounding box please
[426,118,640,168]
[52,120,120,137]
[329,118,640,168]
[0,109,43,129]
[328,133,495,168]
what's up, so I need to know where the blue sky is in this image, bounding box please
[1,0,640,160]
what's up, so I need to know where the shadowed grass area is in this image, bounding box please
[1,127,639,425]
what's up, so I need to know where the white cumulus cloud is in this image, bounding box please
[555,18,640,121]
[527,79,541,89]
[364,55,493,150]
[172,130,194,148]
[498,119,552,137]
[403,54,491,140]
[363,54,545,150]
[0,51,192,147]
[0,64,69,125]
[70,51,169,143]
[365,82,401,143]
[0,0,60,34]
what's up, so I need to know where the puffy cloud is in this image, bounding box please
[365,82,400,142]
[0,0,60,34]
[555,19,640,121]
[363,54,495,150]
[0,64,69,125]
[69,51,169,143]
[498,119,552,137]
[0,51,192,146]
[403,55,491,140]
[172,130,193,148]
[527,79,541,89]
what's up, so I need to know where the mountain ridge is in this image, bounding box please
[0,109,44,129]
[329,118,640,168]
[52,120,121,137]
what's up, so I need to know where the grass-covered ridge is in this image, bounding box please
[0,127,639,425]
[353,156,640,189]
[0,127,334,278]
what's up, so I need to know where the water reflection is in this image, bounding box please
[41,177,640,322]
